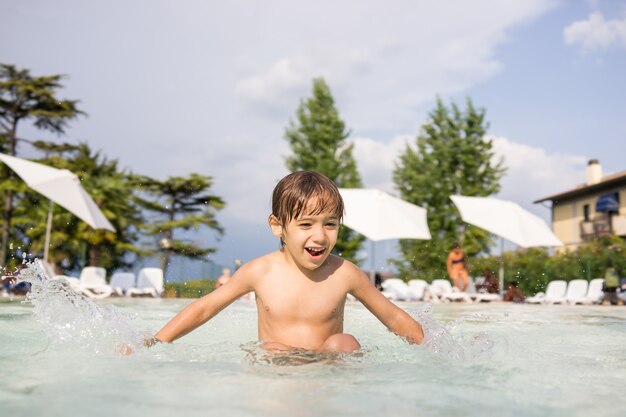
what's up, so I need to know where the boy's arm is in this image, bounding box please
[153,268,253,343]
[349,269,424,345]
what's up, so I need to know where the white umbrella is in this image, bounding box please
[450,195,563,294]
[0,153,115,262]
[339,188,431,279]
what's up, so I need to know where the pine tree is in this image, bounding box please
[0,64,83,265]
[393,98,505,280]
[284,78,364,262]
[134,174,225,276]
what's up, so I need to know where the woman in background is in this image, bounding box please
[446,242,469,291]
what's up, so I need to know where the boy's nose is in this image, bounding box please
[311,226,327,242]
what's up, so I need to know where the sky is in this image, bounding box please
[2,0,625,276]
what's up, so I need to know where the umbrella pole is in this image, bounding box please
[43,201,53,263]
[369,240,376,284]
[498,237,504,297]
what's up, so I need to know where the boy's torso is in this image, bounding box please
[251,252,351,350]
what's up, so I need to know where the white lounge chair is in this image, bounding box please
[109,272,136,297]
[429,279,472,303]
[584,278,604,304]
[407,279,429,301]
[381,278,415,301]
[127,268,164,297]
[565,279,589,305]
[77,266,113,299]
[526,280,567,304]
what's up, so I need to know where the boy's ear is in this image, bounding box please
[268,215,283,238]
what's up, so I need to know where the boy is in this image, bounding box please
[149,171,424,353]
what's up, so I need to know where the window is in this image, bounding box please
[596,193,619,213]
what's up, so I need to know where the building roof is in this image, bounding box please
[534,170,626,204]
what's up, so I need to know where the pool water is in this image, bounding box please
[1,270,626,417]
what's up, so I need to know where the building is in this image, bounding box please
[534,160,626,251]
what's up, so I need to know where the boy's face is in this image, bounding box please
[270,203,339,271]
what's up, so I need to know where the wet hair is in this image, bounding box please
[271,171,344,229]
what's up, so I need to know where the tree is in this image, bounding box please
[134,174,225,276]
[393,98,505,280]
[0,64,83,265]
[12,142,143,273]
[284,77,364,263]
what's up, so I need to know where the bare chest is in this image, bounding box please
[255,277,347,323]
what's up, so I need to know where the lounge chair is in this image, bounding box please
[429,279,473,303]
[109,272,136,297]
[78,266,113,299]
[565,279,589,305]
[127,268,164,297]
[526,280,567,304]
[407,279,429,301]
[381,278,415,301]
[585,278,605,304]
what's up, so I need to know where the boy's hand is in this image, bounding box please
[118,336,161,356]
[119,344,134,356]
[143,336,161,348]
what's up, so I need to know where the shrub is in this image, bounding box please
[163,279,216,298]
[410,236,626,296]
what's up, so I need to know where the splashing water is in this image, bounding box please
[15,260,151,355]
[408,304,499,361]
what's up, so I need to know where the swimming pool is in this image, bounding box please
[1,276,625,417]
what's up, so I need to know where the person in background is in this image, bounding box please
[602,261,621,305]
[374,272,383,291]
[215,268,231,289]
[617,277,626,304]
[480,269,499,294]
[503,281,525,303]
[446,242,469,291]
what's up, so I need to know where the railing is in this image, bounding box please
[580,214,626,239]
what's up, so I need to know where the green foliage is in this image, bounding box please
[163,279,216,298]
[470,236,626,295]
[284,78,364,263]
[0,63,84,265]
[0,64,84,146]
[134,174,225,275]
[393,97,505,280]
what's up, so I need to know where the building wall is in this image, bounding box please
[552,185,626,252]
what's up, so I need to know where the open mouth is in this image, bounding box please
[305,247,326,257]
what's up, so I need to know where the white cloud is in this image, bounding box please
[564,12,626,52]
[235,46,376,119]
[234,0,556,130]
[235,58,311,119]
[352,135,411,192]
[490,136,588,218]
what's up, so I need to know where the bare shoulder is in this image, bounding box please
[235,252,275,278]
[234,251,286,285]
[330,255,369,285]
